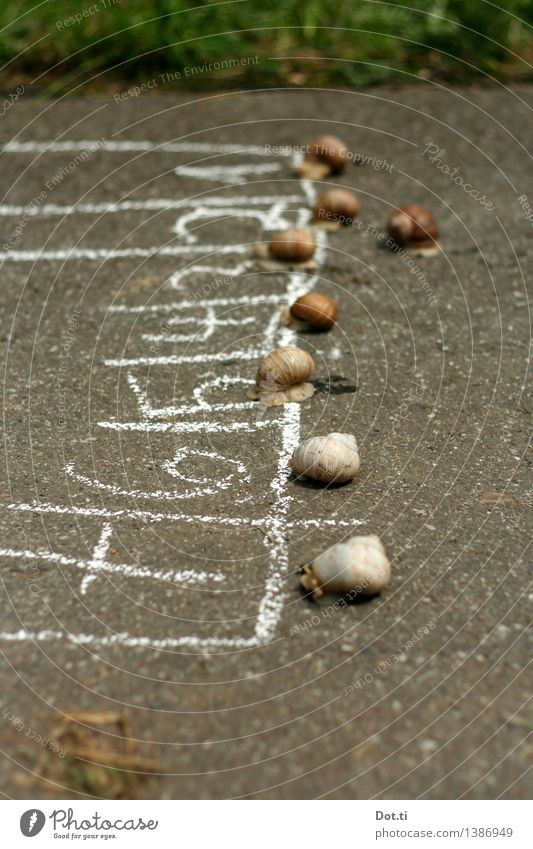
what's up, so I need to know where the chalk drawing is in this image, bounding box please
[80,521,113,594]
[0,528,224,599]
[167,260,253,292]
[64,448,250,500]
[126,373,256,419]
[174,163,282,184]
[109,294,284,314]
[0,245,251,262]
[103,346,265,368]
[6,500,363,530]
[0,195,303,219]
[142,306,256,344]
[172,202,292,242]
[2,141,288,156]
[97,419,273,434]
[0,142,361,651]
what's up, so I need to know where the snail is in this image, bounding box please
[268,228,316,263]
[312,188,361,228]
[288,292,338,330]
[301,535,391,600]
[247,346,315,406]
[387,204,439,249]
[297,135,348,179]
[289,432,360,484]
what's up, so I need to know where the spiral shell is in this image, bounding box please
[306,135,348,172]
[297,135,349,179]
[289,432,360,484]
[268,228,316,263]
[312,188,361,226]
[289,293,338,330]
[247,346,315,407]
[301,535,391,600]
[387,204,439,246]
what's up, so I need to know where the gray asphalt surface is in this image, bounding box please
[0,85,531,800]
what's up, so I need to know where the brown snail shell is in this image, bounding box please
[297,135,348,179]
[387,205,439,246]
[289,433,360,484]
[268,228,316,263]
[289,293,338,330]
[306,135,348,172]
[312,188,361,227]
[301,535,391,600]
[247,346,315,407]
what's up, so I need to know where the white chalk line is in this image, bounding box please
[102,267,316,645]
[80,521,113,595]
[96,419,272,434]
[104,346,263,368]
[141,308,256,345]
[174,163,282,185]
[64,451,251,502]
[0,167,359,650]
[3,501,363,531]
[109,294,284,314]
[0,544,224,590]
[0,195,304,218]
[125,373,256,419]
[0,197,301,261]
[2,140,288,156]
[252,260,326,643]
[173,204,293,242]
[0,244,250,262]
[167,259,254,292]
[255,402,300,643]
[0,629,258,650]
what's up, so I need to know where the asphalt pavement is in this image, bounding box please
[0,84,531,799]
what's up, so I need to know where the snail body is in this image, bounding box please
[289,293,338,330]
[268,228,316,263]
[247,346,315,407]
[387,205,438,247]
[290,432,360,484]
[297,135,348,179]
[312,188,361,227]
[301,535,391,600]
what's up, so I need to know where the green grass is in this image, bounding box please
[0,0,532,95]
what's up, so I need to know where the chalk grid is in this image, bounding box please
[0,140,362,652]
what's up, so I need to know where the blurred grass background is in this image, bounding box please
[1,0,532,95]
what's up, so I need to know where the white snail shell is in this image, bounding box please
[289,432,360,484]
[247,346,315,407]
[301,535,391,600]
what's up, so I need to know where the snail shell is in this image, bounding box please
[312,188,361,226]
[306,135,348,172]
[297,135,348,179]
[247,346,315,407]
[301,534,391,600]
[289,432,360,484]
[289,293,338,330]
[387,205,438,246]
[268,228,316,263]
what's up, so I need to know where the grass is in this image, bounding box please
[0,0,532,95]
